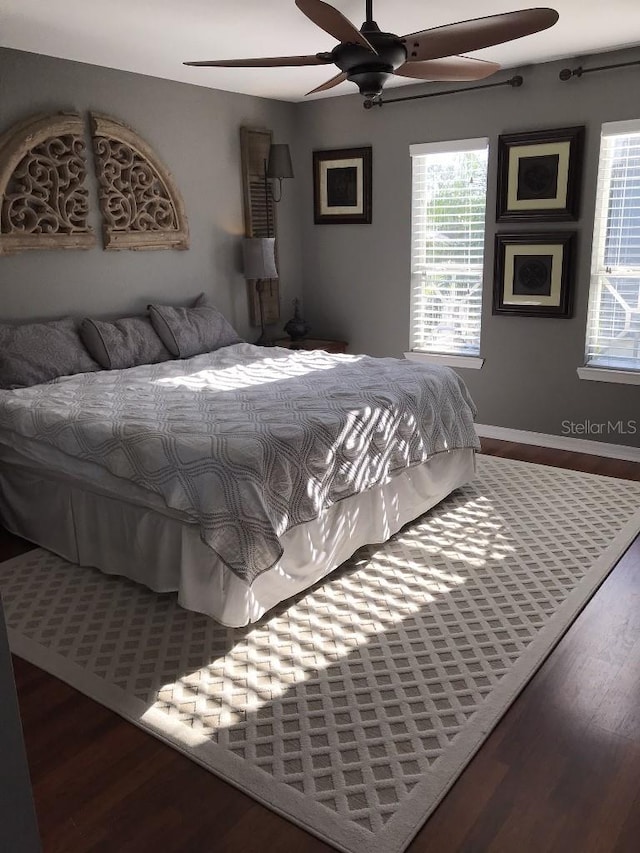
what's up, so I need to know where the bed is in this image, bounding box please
[0,342,479,626]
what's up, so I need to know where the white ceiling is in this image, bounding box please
[2,0,640,102]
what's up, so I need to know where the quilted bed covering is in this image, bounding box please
[0,344,479,582]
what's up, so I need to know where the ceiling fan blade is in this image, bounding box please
[401,8,559,62]
[295,0,376,53]
[395,56,501,82]
[306,71,348,96]
[184,54,332,68]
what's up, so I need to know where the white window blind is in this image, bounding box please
[409,138,488,356]
[586,120,640,371]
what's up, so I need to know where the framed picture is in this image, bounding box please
[496,126,584,221]
[493,232,576,318]
[313,147,372,224]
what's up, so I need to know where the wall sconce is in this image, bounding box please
[265,143,294,203]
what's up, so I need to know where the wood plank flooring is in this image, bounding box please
[3,439,640,852]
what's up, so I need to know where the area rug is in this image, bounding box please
[2,456,640,853]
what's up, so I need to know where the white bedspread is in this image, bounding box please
[0,344,479,580]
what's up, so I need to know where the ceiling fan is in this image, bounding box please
[185,0,559,108]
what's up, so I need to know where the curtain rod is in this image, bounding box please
[559,58,640,81]
[378,74,523,107]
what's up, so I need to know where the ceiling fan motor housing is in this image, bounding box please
[332,20,407,97]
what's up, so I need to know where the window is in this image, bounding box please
[585,120,640,372]
[409,138,489,357]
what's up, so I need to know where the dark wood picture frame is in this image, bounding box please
[496,126,585,222]
[313,147,372,224]
[493,232,576,318]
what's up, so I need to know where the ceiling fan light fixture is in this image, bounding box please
[348,69,391,98]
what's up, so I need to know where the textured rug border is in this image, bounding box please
[4,461,640,853]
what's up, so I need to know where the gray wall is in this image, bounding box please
[0,48,302,341]
[296,48,640,447]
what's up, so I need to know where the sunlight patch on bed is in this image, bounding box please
[139,494,507,748]
[310,405,424,514]
[153,351,363,392]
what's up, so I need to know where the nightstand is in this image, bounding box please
[274,338,348,354]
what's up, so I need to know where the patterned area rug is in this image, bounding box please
[2,456,640,853]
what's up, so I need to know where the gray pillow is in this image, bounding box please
[80,315,171,370]
[148,293,242,359]
[0,318,100,390]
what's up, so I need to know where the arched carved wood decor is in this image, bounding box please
[0,113,95,255]
[90,113,189,251]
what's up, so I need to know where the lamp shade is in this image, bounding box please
[267,144,294,180]
[242,237,278,280]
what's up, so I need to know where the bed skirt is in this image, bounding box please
[0,448,475,627]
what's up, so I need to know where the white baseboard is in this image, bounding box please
[475,424,640,463]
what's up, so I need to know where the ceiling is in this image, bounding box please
[2,0,640,102]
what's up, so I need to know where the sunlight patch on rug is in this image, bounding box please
[140,501,486,746]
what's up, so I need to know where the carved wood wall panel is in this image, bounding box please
[91,114,189,251]
[240,127,280,326]
[0,113,95,255]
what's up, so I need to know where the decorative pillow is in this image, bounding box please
[148,293,242,359]
[0,318,100,390]
[80,315,171,370]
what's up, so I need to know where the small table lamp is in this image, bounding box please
[243,237,278,346]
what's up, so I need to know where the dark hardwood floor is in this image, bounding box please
[3,439,640,852]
